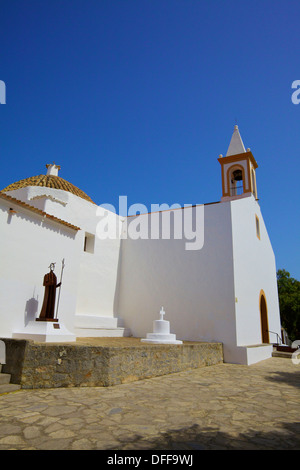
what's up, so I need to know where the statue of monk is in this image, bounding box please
[37,263,61,321]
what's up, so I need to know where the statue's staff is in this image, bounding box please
[55,258,65,319]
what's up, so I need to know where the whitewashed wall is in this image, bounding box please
[0,197,81,337]
[116,196,281,364]
[4,187,123,322]
[230,196,281,347]
[116,202,238,355]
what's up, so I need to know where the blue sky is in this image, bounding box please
[0,0,299,278]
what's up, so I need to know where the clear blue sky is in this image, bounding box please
[0,0,299,278]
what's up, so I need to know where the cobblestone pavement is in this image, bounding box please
[0,357,299,450]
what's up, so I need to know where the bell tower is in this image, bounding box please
[218,125,258,202]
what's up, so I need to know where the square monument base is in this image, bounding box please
[12,319,76,343]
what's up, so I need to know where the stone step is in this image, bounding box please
[272,345,299,359]
[74,327,132,338]
[236,343,273,365]
[272,351,293,359]
[74,315,131,338]
[0,364,21,394]
[0,383,21,394]
[0,373,11,385]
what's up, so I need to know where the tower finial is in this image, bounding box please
[226,125,246,157]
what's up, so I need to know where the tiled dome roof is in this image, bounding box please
[1,174,96,204]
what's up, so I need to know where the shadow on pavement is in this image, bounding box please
[265,370,300,389]
[106,421,300,450]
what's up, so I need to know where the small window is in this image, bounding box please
[255,215,260,240]
[84,232,95,253]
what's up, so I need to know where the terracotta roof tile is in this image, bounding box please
[1,174,96,204]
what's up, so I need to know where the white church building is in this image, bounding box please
[0,126,282,365]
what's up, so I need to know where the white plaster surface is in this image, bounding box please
[3,187,123,325]
[230,196,281,348]
[0,196,81,338]
[117,202,238,359]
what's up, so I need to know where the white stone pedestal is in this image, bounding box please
[141,307,183,344]
[13,319,76,343]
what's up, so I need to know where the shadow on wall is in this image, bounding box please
[24,295,39,325]
[3,206,77,240]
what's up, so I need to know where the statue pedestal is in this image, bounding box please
[13,320,76,343]
[36,318,59,322]
[141,308,183,345]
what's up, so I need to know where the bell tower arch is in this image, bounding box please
[218,125,258,202]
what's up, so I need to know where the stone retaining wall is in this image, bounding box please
[1,338,223,389]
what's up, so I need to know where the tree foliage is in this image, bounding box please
[277,269,300,341]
